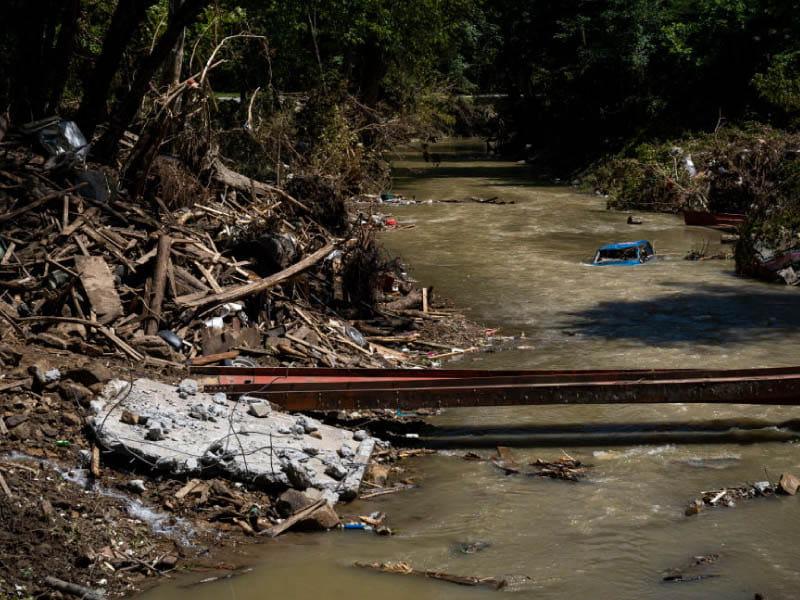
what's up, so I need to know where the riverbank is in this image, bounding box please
[0,131,490,597]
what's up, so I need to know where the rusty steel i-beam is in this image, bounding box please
[193,366,800,412]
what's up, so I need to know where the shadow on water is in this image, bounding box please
[389,418,800,448]
[564,281,800,345]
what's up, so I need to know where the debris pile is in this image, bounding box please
[0,125,486,370]
[684,472,800,516]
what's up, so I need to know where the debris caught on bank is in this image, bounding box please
[0,131,488,372]
[354,561,508,590]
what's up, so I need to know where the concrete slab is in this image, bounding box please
[91,378,375,503]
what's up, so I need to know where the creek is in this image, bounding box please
[141,139,800,600]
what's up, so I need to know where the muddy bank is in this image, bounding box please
[0,349,431,597]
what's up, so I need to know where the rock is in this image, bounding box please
[325,462,349,480]
[64,365,113,387]
[156,555,179,570]
[120,410,140,425]
[146,427,165,441]
[248,401,271,418]
[58,381,94,407]
[62,412,81,426]
[303,446,319,457]
[212,392,227,405]
[338,444,355,459]
[4,414,28,429]
[276,489,316,517]
[40,424,58,438]
[284,459,313,490]
[309,431,323,440]
[177,379,198,396]
[9,422,31,440]
[189,404,211,420]
[779,472,800,496]
[128,479,147,494]
[300,503,340,530]
[44,368,61,383]
[353,430,369,441]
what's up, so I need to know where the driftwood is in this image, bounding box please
[259,498,327,537]
[214,159,311,214]
[177,242,336,308]
[44,576,104,600]
[354,561,506,590]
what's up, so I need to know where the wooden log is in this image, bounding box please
[176,242,336,309]
[382,290,422,311]
[44,577,104,600]
[214,159,311,214]
[145,234,172,335]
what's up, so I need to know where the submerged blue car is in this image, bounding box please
[590,240,655,266]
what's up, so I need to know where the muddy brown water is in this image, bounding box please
[142,140,800,600]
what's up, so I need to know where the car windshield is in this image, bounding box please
[596,247,639,262]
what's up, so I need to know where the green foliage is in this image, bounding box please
[753,51,800,113]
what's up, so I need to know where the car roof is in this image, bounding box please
[598,240,651,250]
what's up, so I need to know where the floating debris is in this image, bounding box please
[662,554,721,583]
[354,561,507,590]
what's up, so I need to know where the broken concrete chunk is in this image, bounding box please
[325,462,349,481]
[296,416,319,433]
[284,459,313,490]
[44,368,61,383]
[146,427,165,441]
[74,255,123,324]
[177,379,198,396]
[248,401,271,418]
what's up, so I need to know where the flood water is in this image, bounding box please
[142,140,800,600]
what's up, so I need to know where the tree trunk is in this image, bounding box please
[76,0,157,140]
[46,0,82,114]
[8,0,59,121]
[94,0,209,162]
[163,0,187,88]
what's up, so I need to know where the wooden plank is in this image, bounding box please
[259,499,326,537]
[74,256,123,325]
[190,350,240,366]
